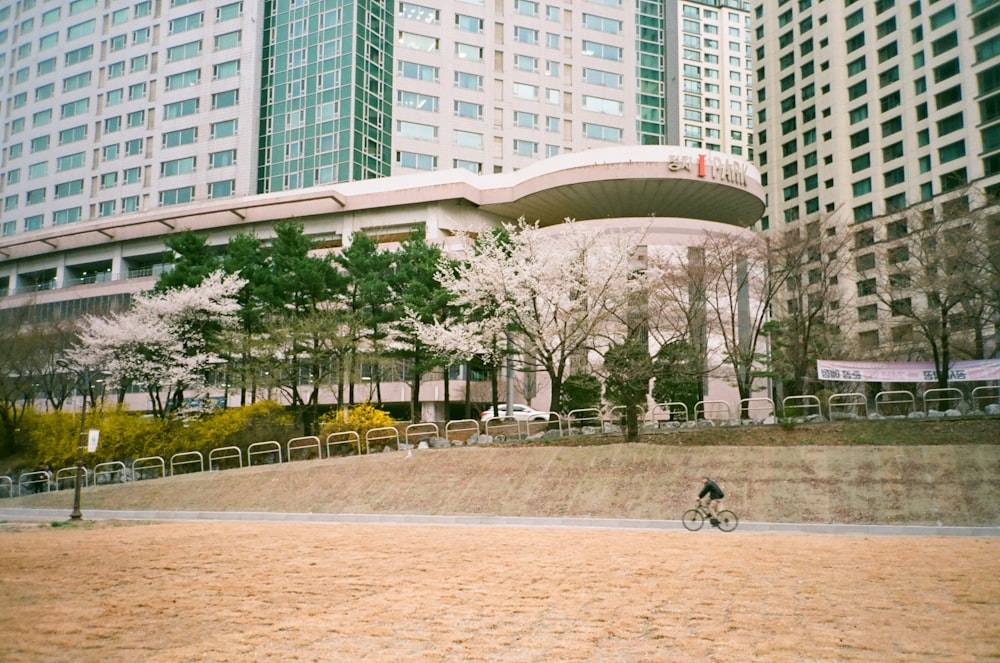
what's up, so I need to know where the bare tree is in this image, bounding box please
[0,308,48,455]
[697,230,797,415]
[645,245,716,399]
[764,217,853,397]
[873,191,998,387]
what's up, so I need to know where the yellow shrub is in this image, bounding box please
[24,401,296,470]
[319,402,397,440]
[187,400,294,453]
[90,409,178,461]
[25,408,78,469]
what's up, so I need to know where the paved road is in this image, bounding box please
[1,507,997,537]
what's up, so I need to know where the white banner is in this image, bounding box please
[816,359,1000,383]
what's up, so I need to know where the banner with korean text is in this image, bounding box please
[816,360,1000,383]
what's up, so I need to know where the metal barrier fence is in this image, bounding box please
[444,419,479,445]
[694,400,732,421]
[5,391,998,499]
[782,395,822,418]
[828,392,867,419]
[248,441,282,466]
[405,423,440,449]
[94,461,127,485]
[18,470,51,495]
[55,467,89,491]
[366,426,399,453]
[171,451,204,476]
[326,431,361,456]
[972,385,1000,412]
[132,457,166,481]
[287,436,321,462]
[209,446,243,471]
[740,397,775,421]
[567,408,602,432]
[922,387,963,412]
[875,390,916,417]
[648,402,690,425]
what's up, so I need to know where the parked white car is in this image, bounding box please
[480,404,549,422]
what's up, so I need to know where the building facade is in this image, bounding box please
[0,145,766,416]
[0,0,753,243]
[752,0,1000,359]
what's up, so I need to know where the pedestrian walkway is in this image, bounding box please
[1,507,997,537]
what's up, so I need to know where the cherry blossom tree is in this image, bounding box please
[68,271,244,418]
[427,219,642,413]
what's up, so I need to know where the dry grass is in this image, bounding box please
[0,520,996,662]
[8,442,1000,526]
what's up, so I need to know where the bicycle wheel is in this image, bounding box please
[682,508,705,531]
[716,510,738,532]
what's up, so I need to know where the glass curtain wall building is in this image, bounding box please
[258,0,393,192]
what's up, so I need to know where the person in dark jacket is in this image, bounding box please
[697,475,725,527]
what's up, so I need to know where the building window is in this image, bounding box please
[455,42,483,61]
[214,31,241,51]
[583,123,623,142]
[857,304,878,322]
[161,157,196,177]
[56,152,85,172]
[397,120,437,141]
[398,91,439,112]
[167,40,202,63]
[453,130,483,149]
[582,40,622,61]
[888,245,909,264]
[208,180,235,198]
[513,139,539,156]
[938,140,966,164]
[160,187,195,206]
[212,90,239,109]
[169,12,203,34]
[163,128,197,148]
[454,101,483,119]
[209,150,236,168]
[397,151,437,170]
[454,71,482,89]
[884,167,905,187]
[217,2,242,21]
[211,120,238,139]
[164,99,199,119]
[857,278,877,297]
[53,207,82,225]
[165,70,201,91]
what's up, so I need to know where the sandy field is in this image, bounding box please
[0,520,996,662]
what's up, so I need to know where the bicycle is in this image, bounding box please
[682,502,738,532]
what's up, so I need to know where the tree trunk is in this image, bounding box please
[410,372,422,423]
[464,362,472,419]
[625,403,640,442]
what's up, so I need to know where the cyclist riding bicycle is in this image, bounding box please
[696,475,725,527]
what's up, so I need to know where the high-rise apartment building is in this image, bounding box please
[0,0,753,237]
[752,0,1000,356]
[753,0,999,231]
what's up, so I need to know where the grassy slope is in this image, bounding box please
[5,418,999,526]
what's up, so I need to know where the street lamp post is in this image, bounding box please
[57,360,89,521]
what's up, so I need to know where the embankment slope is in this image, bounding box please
[7,431,999,526]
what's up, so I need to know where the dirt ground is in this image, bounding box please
[0,520,996,662]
